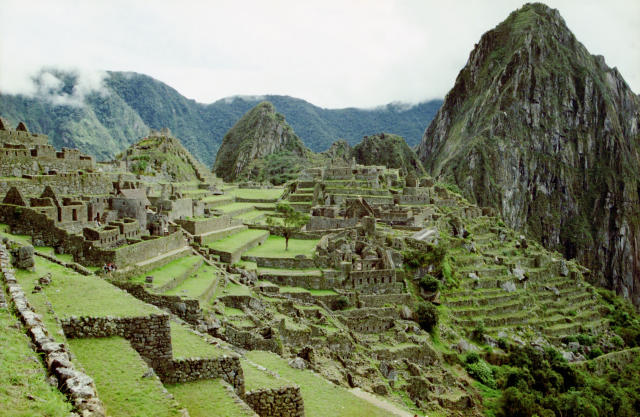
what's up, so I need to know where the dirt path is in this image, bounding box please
[349,388,418,417]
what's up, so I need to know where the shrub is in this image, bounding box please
[577,333,595,346]
[419,275,440,292]
[471,321,486,343]
[587,347,603,359]
[415,302,439,332]
[334,296,350,311]
[466,358,496,388]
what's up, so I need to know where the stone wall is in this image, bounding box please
[244,386,305,417]
[251,256,317,270]
[0,244,105,416]
[160,356,244,392]
[61,314,173,367]
[112,282,202,323]
[359,293,413,307]
[0,172,114,197]
[256,272,342,291]
[177,215,240,236]
[225,325,282,354]
[113,232,186,267]
[307,216,358,231]
[165,198,193,221]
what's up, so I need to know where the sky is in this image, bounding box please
[0,0,638,108]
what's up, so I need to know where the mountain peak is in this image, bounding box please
[417,4,640,306]
[212,101,308,183]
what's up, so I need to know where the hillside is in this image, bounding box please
[0,70,442,166]
[351,133,426,177]
[213,102,309,184]
[121,129,218,183]
[416,3,640,307]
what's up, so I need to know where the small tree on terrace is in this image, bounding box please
[266,202,309,251]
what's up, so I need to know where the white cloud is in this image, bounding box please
[0,0,638,108]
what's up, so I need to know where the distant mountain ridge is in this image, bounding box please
[0,70,442,166]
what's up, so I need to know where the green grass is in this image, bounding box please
[246,350,401,417]
[0,308,72,417]
[166,379,254,417]
[244,236,318,258]
[68,337,181,417]
[164,264,220,299]
[218,283,252,297]
[131,255,201,288]
[170,322,225,359]
[215,202,256,213]
[308,289,338,295]
[232,209,266,223]
[0,223,32,246]
[202,195,234,203]
[279,286,310,293]
[15,257,157,318]
[228,188,284,200]
[207,229,268,252]
[258,267,322,276]
[241,359,290,391]
[223,306,245,316]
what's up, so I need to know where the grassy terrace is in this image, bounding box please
[207,229,269,252]
[68,337,181,417]
[232,209,266,223]
[131,255,202,288]
[16,257,157,318]
[246,350,396,417]
[0,308,72,417]
[242,358,290,391]
[202,195,234,203]
[170,322,227,359]
[244,236,319,258]
[164,264,220,299]
[166,379,254,417]
[215,202,256,213]
[228,188,284,200]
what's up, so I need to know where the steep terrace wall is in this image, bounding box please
[176,215,241,236]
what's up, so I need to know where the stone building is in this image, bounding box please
[111,188,151,230]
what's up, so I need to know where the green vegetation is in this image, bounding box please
[131,255,201,288]
[245,350,399,417]
[164,264,220,299]
[170,322,225,359]
[166,379,254,417]
[478,345,640,417]
[266,203,310,251]
[0,308,72,416]
[242,359,289,391]
[207,229,269,252]
[415,302,439,332]
[15,257,156,318]
[244,235,318,258]
[68,337,181,417]
[351,132,426,177]
[228,188,284,201]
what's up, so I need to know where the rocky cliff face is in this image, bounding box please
[352,133,426,177]
[417,3,640,306]
[213,102,308,183]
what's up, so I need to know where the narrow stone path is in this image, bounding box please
[349,387,418,417]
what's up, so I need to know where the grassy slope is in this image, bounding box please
[207,229,269,252]
[15,257,157,318]
[0,308,72,417]
[68,337,181,417]
[245,350,400,417]
[244,236,319,258]
[131,255,201,288]
[166,379,254,417]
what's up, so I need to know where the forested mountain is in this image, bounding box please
[0,70,441,165]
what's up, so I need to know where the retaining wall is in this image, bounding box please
[244,386,305,417]
[112,282,202,323]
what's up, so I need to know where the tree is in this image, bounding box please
[415,302,439,332]
[266,202,309,251]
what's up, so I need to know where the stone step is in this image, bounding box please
[289,193,313,202]
[461,311,533,328]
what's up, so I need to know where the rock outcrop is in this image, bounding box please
[352,133,426,177]
[213,102,308,183]
[417,3,640,306]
